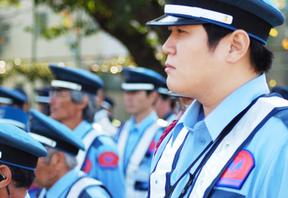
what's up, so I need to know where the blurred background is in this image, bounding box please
[0,0,287,120]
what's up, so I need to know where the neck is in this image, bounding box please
[8,184,27,198]
[158,104,171,119]
[201,69,258,116]
[62,115,83,130]
[54,170,69,185]
[48,166,70,190]
[134,108,153,123]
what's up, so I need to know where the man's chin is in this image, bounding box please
[33,179,44,188]
[125,108,135,114]
[50,113,60,121]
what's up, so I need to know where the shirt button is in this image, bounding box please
[199,138,206,145]
[155,180,158,184]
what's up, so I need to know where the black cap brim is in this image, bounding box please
[147,14,207,26]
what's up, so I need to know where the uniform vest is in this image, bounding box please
[76,124,104,170]
[118,120,161,197]
[66,176,110,198]
[151,96,288,197]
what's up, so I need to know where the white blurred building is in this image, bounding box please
[0,0,128,66]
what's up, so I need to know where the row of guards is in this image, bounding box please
[0,63,192,198]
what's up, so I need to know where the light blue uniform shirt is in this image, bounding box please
[74,121,125,198]
[163,111,177,125]
[150,74,288,198]
[25,193,30,198]
[42,169,110,198]
[118,111,162,192]
[123,111,158,171]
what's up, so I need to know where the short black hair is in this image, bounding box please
[202,23,273,73]
[9,165,35,188]
[159,94,170,101]
[146,90,154,95]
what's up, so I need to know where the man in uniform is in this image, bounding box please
[28,109,111,198]
[117,66,165,197]
[0,87,29,129]
[0,123,47,198]
[94,95,119,137]
[146,0,288,197]
[154,84,177,125]
[0,87,28,111]
[48,64,125,198]
[35,87,50,115]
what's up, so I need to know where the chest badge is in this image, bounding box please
[216,149,255,189]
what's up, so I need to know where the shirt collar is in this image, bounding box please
[205,74,269,140]
[73,120,92,139]
[179,74,269,141]
[94,109,108,122]
[163,111,175,121]
[46,168,79,197]
[179,98,204,128]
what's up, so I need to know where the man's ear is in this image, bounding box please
[50,152,69,172]
[226,29,250,63]
[149,91,159,105]
[0,165,12,188]
[77,94,89,111]
[49,151,62,165]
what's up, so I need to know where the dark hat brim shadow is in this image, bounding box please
[147,14,205,26]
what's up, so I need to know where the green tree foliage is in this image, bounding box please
[0,0,20,56]
[0,0,20,7]
[35,0,167,74]
[0,20,10,56]
[0,62,52,84]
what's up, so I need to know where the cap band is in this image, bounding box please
[121,83,155,91]
[51,80,82,91]
[165,4,233,25]
[101,101,112,110]
[29,133,57,148]
[28,130,79,156]
[0,119,25,129]
[157,87,170,95]
[0,97,12,105]
[35,96,50,104]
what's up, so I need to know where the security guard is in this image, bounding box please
[28,109,111,198]
[0,87,28,129]
[14,88,30,112]
[0,87,28,110]
[155,84,177,125]
[48,64,125,198]
[0,123,47,198]
[35,87,50,115]
[94,95,118,137]
[147,0,288,197]
[117,66,165,197]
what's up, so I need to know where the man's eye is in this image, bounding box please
[177,28,186,33]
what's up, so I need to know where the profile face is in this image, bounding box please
[123,90,153,115]
[50,89,78,123]
[162,25,221,98]
[34,153,55,189]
